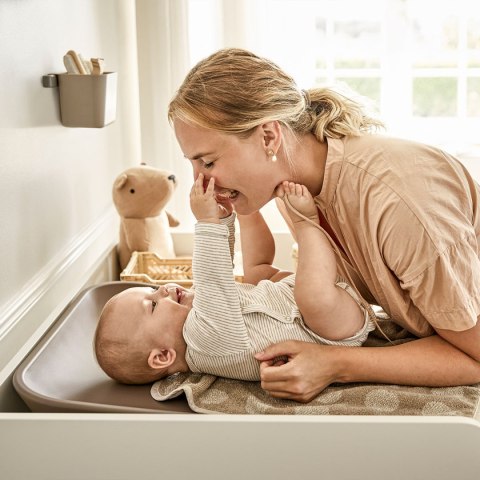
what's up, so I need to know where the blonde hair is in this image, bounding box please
[94,298,166,385]
[168,48,384,143]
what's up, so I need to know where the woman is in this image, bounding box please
[168,48,480,402]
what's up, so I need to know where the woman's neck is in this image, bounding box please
[290,132,328,197]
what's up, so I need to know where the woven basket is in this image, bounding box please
[121,251,243,287]
[120,252,194,287]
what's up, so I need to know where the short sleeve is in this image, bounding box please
[402,231,480,331]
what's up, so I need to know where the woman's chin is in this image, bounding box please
[231,192,271,215]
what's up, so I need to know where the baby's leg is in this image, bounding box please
[281,182,364,340]
[298,280,365,341]
[278,181,318,225]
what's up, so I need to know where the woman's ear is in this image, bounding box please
[147,348,177,370]
[260,120,282,152]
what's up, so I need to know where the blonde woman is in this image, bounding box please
[168,48,480,402]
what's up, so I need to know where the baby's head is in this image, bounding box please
[94,284,193,384]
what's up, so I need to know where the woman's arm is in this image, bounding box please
[436,320,480,363]
[255,325,480,402]
[237,211,292,284]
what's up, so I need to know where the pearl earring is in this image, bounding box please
[267,149,277,162]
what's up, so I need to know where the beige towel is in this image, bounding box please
[151,317,480,416]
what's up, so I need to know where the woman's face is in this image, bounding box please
[174,120,285,215]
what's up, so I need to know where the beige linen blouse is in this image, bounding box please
[279,135,480,336]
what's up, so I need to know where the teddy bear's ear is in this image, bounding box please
[114,174,128,190]
[166,211,180,227]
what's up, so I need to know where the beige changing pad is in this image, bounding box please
[152,318,480,416]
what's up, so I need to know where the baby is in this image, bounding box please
[94,175,375,384]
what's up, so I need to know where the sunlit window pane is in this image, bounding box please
[314,17,327,69]
[467,18,480,67]
[333,20,381,69]
[188,0,479,149]
[314,77,328,85]
[413,78,457,117]
[467,18,480,49]
[409,2,459,68]
[336,77,381,104]
[467,78,480,117]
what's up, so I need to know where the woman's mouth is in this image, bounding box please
[216,189,239,200]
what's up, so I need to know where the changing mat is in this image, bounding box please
[152,318,480,416]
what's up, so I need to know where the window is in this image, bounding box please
[189,0,479,146]
[187,0,480,230]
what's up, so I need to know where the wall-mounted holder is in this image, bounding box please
[42,72,117,128]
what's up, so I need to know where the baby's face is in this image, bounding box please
[112,284,194,347]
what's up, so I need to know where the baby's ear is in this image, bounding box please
[147,348,176,370]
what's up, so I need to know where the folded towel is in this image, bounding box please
[151,372,480,416]
[151,316,480,416]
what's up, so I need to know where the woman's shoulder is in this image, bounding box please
[342,133,433,153]
[336,134,453,173]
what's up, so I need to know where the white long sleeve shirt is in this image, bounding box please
[183,214,374,381]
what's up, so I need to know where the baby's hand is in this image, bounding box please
[215,193,233,219]
[190,174,220,223]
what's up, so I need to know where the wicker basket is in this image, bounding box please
[121,251,243,287]
[121,252,194,287]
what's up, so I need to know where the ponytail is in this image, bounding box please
[294,86,384,142]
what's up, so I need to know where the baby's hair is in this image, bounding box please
[168,48,384,144]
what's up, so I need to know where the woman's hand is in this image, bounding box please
[255,341,341,403]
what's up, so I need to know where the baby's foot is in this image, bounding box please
[278,181,318,224]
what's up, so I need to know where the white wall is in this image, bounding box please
[0,0,142,410]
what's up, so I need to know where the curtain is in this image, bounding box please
[117,0,142,164]
[134,0,286,230]
[136,0,192,224]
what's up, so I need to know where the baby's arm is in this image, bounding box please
[190,173,235,261]
[237,211,293,285]
[188,175,249,351]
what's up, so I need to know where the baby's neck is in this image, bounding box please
[168,341,190,375]
[171,356,190,375]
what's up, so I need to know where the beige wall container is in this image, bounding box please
[57,72,117,128]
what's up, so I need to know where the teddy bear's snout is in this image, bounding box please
[168,174,176,184]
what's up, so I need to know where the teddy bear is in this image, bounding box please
[112,164,180,270]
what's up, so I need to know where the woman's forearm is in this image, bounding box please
[257,334,480,402]
[238,212,275,267]
[337,335,480,386]
[237,212,284,284]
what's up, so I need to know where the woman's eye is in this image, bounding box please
[202,161,214,169]
[152,300,157,312]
